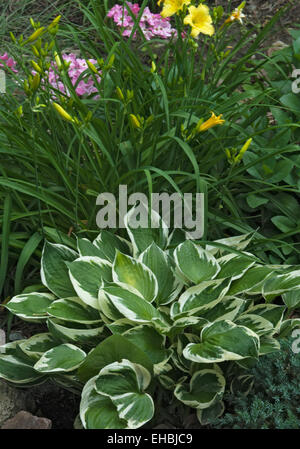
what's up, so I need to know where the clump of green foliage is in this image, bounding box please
[211,337,300,429]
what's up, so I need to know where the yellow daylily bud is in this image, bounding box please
[31,73,40,91]
[151,61,156,73]
[31,60,42,73]
[105,54,115,70]
[126,90,134,101]
[52,102,75,123]
[54,52,62,69]
[23,80,30,95]
[85,111,93,122]
[87,60,98,74]
[30,17,35,28]
[26,27,45,43]
[129,114,141,129]
[10,32,16,43]
[234,138,252,163]
[31,45,40,57]
[48,15,62,30]
[15,105,23,118]
[116,87,125,102]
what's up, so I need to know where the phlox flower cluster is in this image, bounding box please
[107,2,176,40]
[0,53,18,73]
[47,53,101,97]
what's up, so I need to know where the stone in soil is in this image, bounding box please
[1,411,52,429]
[0,381,27,427]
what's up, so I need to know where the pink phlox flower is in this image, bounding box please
[0,53,18,73]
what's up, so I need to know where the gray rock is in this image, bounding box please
[0,328,5,347]
[0,381,27,427]
[1,410,52,429]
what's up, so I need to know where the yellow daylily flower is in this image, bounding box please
[183,5,215,38]
[224,8,246,24]
[160,0,191,18]
[196,111,225,133]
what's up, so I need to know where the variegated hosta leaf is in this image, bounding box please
[41,241,78,298]
[6,292,55,321]
[47,318,104,346]
[112,251,158,303]
[234,314,274,336]
[282,290,300,309]
[34,343,86,373]
[0,343,46,384]
[107,319,134,335]
[216,253,256,281]
[173,278,231,318]
[199,296,246,323]
[19,333,58,360]
[183,320,259,363]
[227,265,274,296]
[122,325,172,374]
[197,400,225,425]
[259,335,280,355]
[47,297,102,324]
[94,359,154,429]
[80,376,127,429]
[124,204,169,257]
[139,243,182,305]
[262,270,300,302]
[174,369,225,409]
[93,231,131,263]
[205,233,253,256]
[172,317,209,333]
[67,256,112,309]
[279,318,300,338]
[242,304,285,331]
[77,334,153,383]
[77,237,107,258]
[101,284,169,330]
[174,240,220,284]
[98,284,125,321]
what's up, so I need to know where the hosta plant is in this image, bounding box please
[1,207,300,429]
